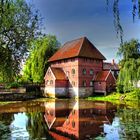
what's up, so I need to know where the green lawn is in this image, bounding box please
[87,89,140,102]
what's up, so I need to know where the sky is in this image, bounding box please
[29,0,140,62]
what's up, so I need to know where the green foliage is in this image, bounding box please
[0,121,11,139]
[117,107,140,139]
[26,112,53,139]
[106,0,140,43]
[125,88,140,100]
[23,35,59,83]
[117,39,140,93]
[0,0,41,82]
[6,82,20,89]
[88,89,140,102]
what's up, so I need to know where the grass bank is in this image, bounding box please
[87,89,140,102]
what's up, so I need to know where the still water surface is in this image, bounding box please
[0,99,140,140]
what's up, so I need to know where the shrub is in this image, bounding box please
[6,82,20,89]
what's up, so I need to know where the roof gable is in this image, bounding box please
[44,67,67,80]
[103,62,119,70]
[51,67,67,80]
[48,37,106,62]
[94,70,115,82]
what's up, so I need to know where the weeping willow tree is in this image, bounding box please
[106,0,140,43]
[22,35,59,83]
[117,39,140,93]
[26,112,53,139]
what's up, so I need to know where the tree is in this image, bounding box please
[0,0,41,82]
[106,0,140,43]
[26,112,53,139]
[22,35,59,83]
[117,39,140,92]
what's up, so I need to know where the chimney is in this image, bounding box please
[112,59,115,65]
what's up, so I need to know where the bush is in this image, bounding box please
[117,84,124,93]
[6,82,20,89]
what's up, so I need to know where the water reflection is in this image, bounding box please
[0,99,140,139]
[44,100,117,139]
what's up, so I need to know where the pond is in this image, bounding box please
[0,99,140,140]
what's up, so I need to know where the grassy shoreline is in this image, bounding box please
[87,89,140,102]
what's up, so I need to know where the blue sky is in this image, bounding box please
[29,0,140,62]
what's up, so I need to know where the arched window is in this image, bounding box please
[82,69,86,75]
[50,80,53,85]
[72,81,75,86]
[72,110,75,115]
[71,69,75,75]
[72,120,75,128]
[46,80,49,85]
[90,81,94,87]
[82,80,87,87]
[90,69,94,75]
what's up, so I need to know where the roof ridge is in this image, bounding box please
[48,36,106,62]
[63,36,86,46]
[77,37,86,55]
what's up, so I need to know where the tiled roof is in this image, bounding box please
[51,67,67,80]
[48,37,106,62]
[94,70,110,81]
[103,62,119,70]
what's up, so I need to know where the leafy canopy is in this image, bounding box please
[117,39,140,93]
[0,0,41,82]
[22,35,59,83]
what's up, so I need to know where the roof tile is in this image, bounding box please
[94,70,110,81]
[49,37,106,62]
[51,67,67,80]
[103,62,119,70]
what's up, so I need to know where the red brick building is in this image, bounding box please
[44,37,116,98]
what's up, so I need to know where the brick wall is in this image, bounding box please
[78,58,103,87]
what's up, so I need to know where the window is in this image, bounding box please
[72,69,75,75]
[82,80,86,87]
[50,110,54,116]
[58,60,61,64]
[71,58,75,62]
[84,58,88,62]
[50,80,53,85]
[66,119,70,125]
[96,60,100,64]
[90,81,94,87]
[72,81,75,86]
[90,69,94,75]
[64,59,67,63]
[45,80,48,85]
[72,120,75,128]
[82,69,86,75]
[72,110,75,115]
[66,71,69,77]
[98,82,101,85]
[47,71,51,76]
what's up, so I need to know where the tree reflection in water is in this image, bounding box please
[0,100,139,139]
[117,106,140,139]
[26,112,54,140]
[0,113,13,139]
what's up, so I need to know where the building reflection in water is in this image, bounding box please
[44,99,117,140]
